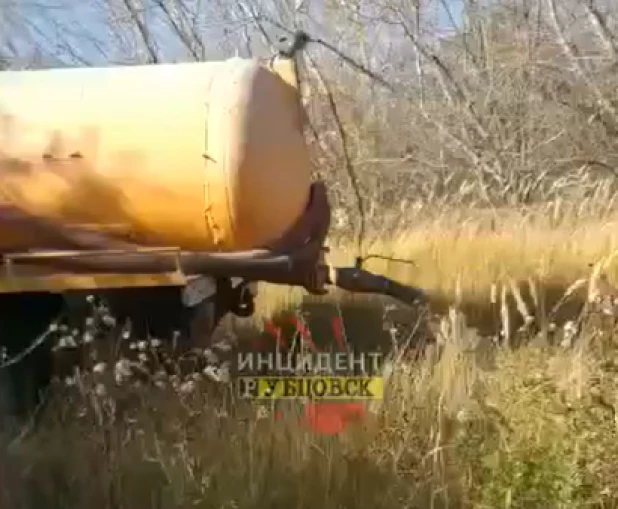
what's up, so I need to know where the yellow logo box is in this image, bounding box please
[237,376,383,400]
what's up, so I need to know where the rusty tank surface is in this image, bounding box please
[0,33,426,432]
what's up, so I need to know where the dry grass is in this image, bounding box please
[3,203,618,509]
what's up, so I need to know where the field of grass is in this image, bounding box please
[3,201,618,509]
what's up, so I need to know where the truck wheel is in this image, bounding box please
[0,293,64,435]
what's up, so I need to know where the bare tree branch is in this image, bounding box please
[546,0,618,128]
[583,0,617,59]
[120,0,161,63]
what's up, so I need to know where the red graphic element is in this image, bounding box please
[290,315,320,352]
[260,313,347,353]
[273,402,366,435]
[301,402,366,435]
[259,313,366,435]
[331,316,345,351]
[262,319,287,349]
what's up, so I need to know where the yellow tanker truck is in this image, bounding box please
[0,33,425,426]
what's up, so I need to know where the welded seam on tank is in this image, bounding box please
[221,58,249,248]
[203,65,229,249]
[203,72,220,248]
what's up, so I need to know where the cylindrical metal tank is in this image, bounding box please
[0,57,314,252]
